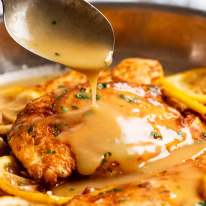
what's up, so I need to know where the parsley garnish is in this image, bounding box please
[60,106,68,113]
[203,132,206,138]
[80,88,86,92]
[51,20,57,25]
[56,89,68,100]
[69,188,75,191]
[99,187,123,195]
[75,88,89,100]
[150,131,162,139]
[119,94,137,103]
[98,83,107,89]
[196,201,206,206]
[101,152,112,165]
[71,105,79,110]
[46,149,56,155]
[96,94,101,100]
[110,188,123,192]
[52,124,62,137]
[54,52,60,56]
[27,125,34,135]
[177,130,183,136]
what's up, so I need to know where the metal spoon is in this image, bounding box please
[1,0,114,70]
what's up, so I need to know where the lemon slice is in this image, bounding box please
[166,68,206,103]
[0,196,46,206]
[158,78,206,117]
[0,156,71,205]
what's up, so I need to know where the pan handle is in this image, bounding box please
[90,0,206,12]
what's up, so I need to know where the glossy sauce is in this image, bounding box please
[57,83,200,176]
[53,142,206,206]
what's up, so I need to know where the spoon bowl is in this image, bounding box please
[1,0,114,70]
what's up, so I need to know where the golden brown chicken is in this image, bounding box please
[7,58,206,187]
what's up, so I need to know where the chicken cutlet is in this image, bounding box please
[7,59,206,186]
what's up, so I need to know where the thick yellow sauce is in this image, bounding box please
[57,83,196,176]
[53,142,206,205]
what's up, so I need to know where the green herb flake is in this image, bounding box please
[101,152,112,165]
[51,20,57,25]
[106,188,123,193]
[27,125,34,135]
[58,85,66,89]
[117,198,128,203]
[75,89,89,100]
[56,89,68,100]
[96,94,101,101]
[54,52,60,56]
[98,187,123,196]
[150,131,162,140]
[110,188,123,192]
[80,88,86,92]
[46,149,56,155]
[60,106,68,113]
[177,130,183,136]
[119,94,137,103]
[196,201,206,206]
[98,83,107,89]
[52,124,62,137]
[69,188,75,191]
[71,105,79,110]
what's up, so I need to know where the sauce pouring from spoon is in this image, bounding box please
[1,0,114,105]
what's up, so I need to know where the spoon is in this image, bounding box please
[1,0,114,70]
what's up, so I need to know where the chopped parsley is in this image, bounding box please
[98,82,107,89]
[56,88,68,100]
[196,201,206,206]
[150,131,162,139]
[117,198,128,203]
[96,94,101,100]
[27,125,34,135]
[46,149,56,155]
[80,88,86,92]
[101,152,112,165]
[51,20,57,25]
[99,187,123,195]
[177,130,183,136]
[69,188,75,191]
[110,188,123,193]
[60,106,68,113]
[71,105,79,110]
[54,52,60,56]
[52,124,62,137]
[75,89,89,100]
[119,94,137,103]
[58,85,66,89]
